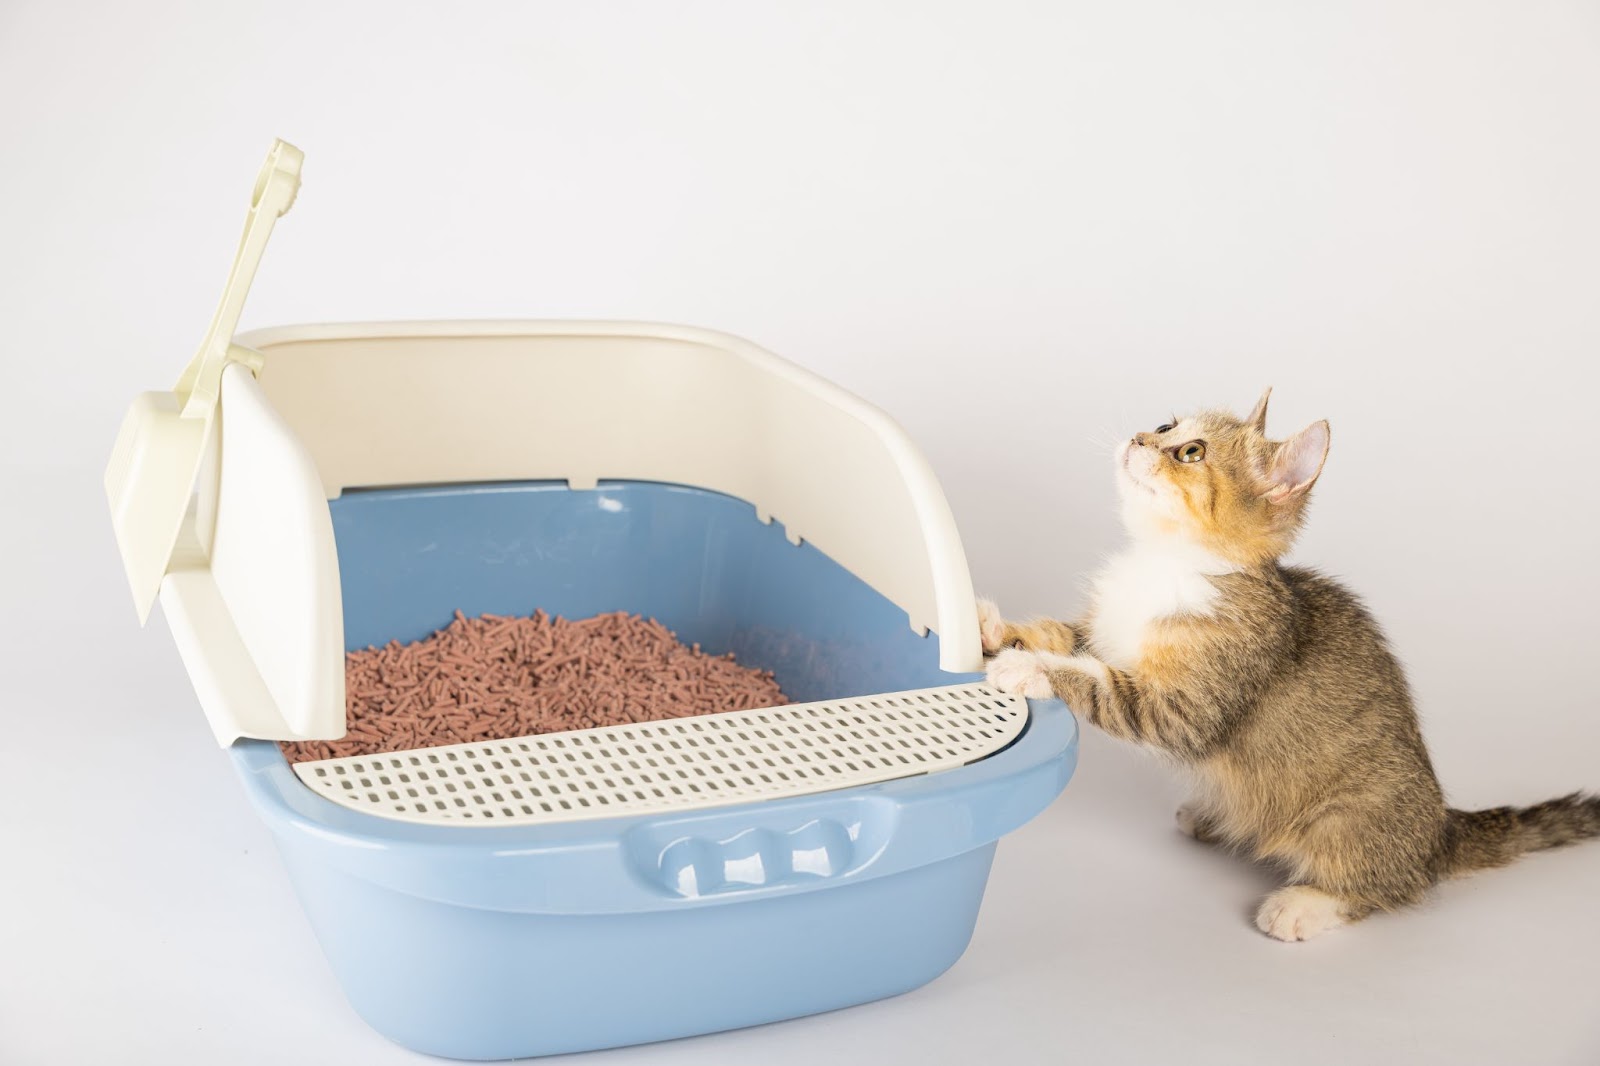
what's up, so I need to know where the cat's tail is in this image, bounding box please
[1439,793,1600,876]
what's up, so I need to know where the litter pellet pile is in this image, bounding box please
[280,610,788,764]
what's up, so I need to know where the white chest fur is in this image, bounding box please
[1087,542,1235,671]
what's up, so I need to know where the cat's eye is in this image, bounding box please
[1155,422,1175,434]
[1176,441,1206,463]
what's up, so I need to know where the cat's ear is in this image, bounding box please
[1246,387,1272,433]
[1262,420,1329,504]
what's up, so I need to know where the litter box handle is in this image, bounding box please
[616,702,1076,906]
[620,793,903,901]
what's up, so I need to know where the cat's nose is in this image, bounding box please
[1132,432,1151,447]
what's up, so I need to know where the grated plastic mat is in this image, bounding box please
[292,684,1027,826]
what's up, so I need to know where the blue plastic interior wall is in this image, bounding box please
[329,479,972,700]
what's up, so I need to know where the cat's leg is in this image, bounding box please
[1255,811,1434,941]
[976,599,1080,657]
[986,649,1229,761]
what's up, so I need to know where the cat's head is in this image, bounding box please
[1115,389,1330,565]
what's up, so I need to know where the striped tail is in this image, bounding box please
[1440,792,1600,876]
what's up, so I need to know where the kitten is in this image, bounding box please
[981,389,1600,941]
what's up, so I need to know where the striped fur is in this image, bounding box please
[980,390,1599,941]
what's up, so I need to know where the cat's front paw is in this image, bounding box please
[976,598,1008,656]
[985,648,1055,699]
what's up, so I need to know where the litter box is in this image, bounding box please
[105,140,1078,1060]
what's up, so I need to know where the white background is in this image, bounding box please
[2,2,1597,1063]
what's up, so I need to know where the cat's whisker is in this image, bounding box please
[1084,432,1124,454]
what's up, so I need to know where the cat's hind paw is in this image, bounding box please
[985,648,1055,699]
[1176,804,1219,844]
[1254,886,1348,942]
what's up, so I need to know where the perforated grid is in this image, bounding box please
[290,684,1026,826]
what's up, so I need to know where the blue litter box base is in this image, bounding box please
[230,481,1076,1059]
[281,841,997,1060]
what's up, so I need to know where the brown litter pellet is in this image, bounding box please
[279,610,789,765]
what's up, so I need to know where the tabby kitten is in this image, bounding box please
[981,389,1600,941]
